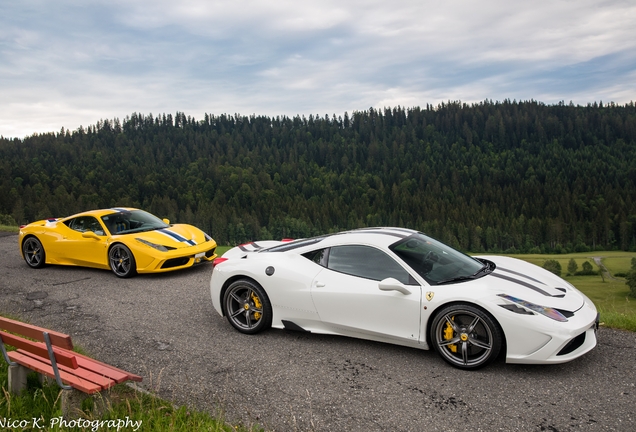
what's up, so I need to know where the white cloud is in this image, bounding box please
[1,0,635,138]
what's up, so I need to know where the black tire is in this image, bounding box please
[108,244,137,278]
[223,279,272,334]
[22,236,46,269]
[430,303,502,370]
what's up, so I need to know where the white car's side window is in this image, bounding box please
[327,245,412,284]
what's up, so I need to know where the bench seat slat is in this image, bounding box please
[0,333,78,369]
[0,317,73,350]
[56,348,142,383]
[15,349,117,389]
[7,351,102,394]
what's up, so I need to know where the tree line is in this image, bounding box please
[1,100,635,252]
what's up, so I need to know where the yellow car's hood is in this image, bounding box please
[120,224,210,249]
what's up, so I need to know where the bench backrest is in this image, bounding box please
[0,317,73,350]
[1,316,78,371]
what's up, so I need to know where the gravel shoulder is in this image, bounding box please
[1,234,635,431]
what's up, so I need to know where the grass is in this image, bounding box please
[0,377,255,431]
[216,246,232,256]
[0,225,19,233]
[505,250,636,273]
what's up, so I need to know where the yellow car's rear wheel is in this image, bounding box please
[223,279,272,334]
[22,236,46,269]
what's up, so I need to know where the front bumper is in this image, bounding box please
[136,242,217,273]
[505,309,599,365]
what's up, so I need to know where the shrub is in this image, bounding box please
[0,214,17,226]
[627,270,636,298]
[567,258,578,275]
[575,261,598,276]
[543,259,562,276]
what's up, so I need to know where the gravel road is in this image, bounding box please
[1,233,635,431]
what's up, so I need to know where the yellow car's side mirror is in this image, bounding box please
[82,231,101,240]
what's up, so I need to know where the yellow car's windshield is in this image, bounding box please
[101,209,169,235]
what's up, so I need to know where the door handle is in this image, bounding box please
[315,282,325,288]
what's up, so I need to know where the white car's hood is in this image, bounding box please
[476,255,586,311]
[222,240,286,259]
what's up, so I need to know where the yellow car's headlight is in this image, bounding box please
[136,238,175,252]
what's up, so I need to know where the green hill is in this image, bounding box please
[1,100,635,251]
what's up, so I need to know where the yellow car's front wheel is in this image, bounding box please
[109,244,137,278]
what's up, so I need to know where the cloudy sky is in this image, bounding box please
[1,0,635,139]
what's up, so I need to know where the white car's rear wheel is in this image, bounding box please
[223,279,272,334]
[431,304,502,370]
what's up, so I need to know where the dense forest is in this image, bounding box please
[1,100,635,252]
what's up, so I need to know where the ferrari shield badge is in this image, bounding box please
[426,291,434,301]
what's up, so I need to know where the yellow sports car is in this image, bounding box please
[19,208,217,278]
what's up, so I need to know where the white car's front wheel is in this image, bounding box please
[431,304,503,370]
[223,279,272,334]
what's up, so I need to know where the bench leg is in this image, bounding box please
[7,363,30,394]
[61,388,111,419]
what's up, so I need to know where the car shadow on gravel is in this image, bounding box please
[14,259,213,281]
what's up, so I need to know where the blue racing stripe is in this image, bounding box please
[159,229,197,246]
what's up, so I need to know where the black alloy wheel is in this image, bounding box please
[109,244,137,278]
[431,303,502,370]
[22,236,46,268]
[223,279,272,334]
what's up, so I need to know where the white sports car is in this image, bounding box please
[210,228,599,370]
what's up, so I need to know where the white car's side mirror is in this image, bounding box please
[378,278,411,295]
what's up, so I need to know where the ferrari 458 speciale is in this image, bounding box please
[210,227,598,370]
[19,208,217,277]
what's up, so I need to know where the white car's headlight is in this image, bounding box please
[497,294,568,322]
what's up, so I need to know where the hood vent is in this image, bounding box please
[555,308,574,318]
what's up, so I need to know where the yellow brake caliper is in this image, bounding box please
[444,317,457,353]
[251,293,262,321]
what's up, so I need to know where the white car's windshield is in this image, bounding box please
[390,233,490,285]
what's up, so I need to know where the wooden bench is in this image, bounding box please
[1,316,142,416]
